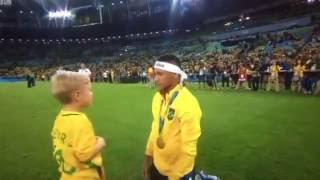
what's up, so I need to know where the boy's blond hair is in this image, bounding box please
[51,71,90,104]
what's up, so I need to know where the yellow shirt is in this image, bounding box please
[294,65,305,78]
[145,85,202,180]
[51,111,103,180]
[148,67,154,78]
[270,65,280,78]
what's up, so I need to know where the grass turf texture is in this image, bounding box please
[0,82,320,180]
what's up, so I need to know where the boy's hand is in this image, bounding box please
[96,136,106,149]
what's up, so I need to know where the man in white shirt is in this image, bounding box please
[56,66,65,74]
[102,71,108,82]
[78,63,91,77]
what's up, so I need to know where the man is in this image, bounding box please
[26,69,36,88]
[280,56,292,90]
[102,70,108,83]
[148,65,155,88]
[142,55,202,180]
[236,63,249,90]
[198,64,206,88]
[248,62,260,91]
[78,63,91,77]
[267,60,281,92]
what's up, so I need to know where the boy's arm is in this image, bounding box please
[73,118,105,163]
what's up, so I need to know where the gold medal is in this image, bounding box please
[156,136,165,149]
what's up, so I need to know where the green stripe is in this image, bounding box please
[62,113,80,117]
[85,161,99,169]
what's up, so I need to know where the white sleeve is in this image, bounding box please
[86,69,91,75]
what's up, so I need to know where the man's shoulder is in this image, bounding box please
[152,92,161,103]
[177,87,200,107]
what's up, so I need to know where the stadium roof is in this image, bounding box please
[0,0,312,38]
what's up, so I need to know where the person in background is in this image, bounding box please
[280,56,293,90]
[78,63,92,78]
[221,63,231,88]
[236,63,249,90]
[198,64,206,88]
[148,66,155,88]
[26,69,36,88]
[102,70,108,83]
[230,62,238,88]
[248,62,260,91]
[110,69,115,83]
[267,60,281,92]
[292,60,305,93]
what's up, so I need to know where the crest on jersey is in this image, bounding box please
[167,108,175,121]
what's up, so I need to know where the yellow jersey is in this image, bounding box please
[51,110,103,180]
[270,65,280,78]
[145,85,202,180]
[294,65,305,78]
[148,67,155,78]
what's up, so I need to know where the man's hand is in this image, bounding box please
[142,155,153,180]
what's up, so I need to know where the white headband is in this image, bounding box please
[154,61,187,84]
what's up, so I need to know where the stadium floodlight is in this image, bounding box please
[224,22,233,26]
[48,10,72,19]
[245,16,250,20]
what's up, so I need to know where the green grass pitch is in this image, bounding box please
[0,82,320,180]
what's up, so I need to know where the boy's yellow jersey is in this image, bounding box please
[51,110,103,180]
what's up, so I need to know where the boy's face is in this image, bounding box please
[73,79,93,108]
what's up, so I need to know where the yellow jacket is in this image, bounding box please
[145,85,202,180]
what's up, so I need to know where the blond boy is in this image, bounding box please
[51,71,106,180]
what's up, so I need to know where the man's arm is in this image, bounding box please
[142,117,157,180]
[171,106,202,179]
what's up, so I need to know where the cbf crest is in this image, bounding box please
[167,107,175,121]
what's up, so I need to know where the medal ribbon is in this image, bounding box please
[158,90,180,136]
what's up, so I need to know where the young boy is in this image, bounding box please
[51,71,106,180]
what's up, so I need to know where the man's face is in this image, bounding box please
[81,64,85,69]
[154,69,178,92]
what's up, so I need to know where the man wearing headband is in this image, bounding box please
[142,55,202,180]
